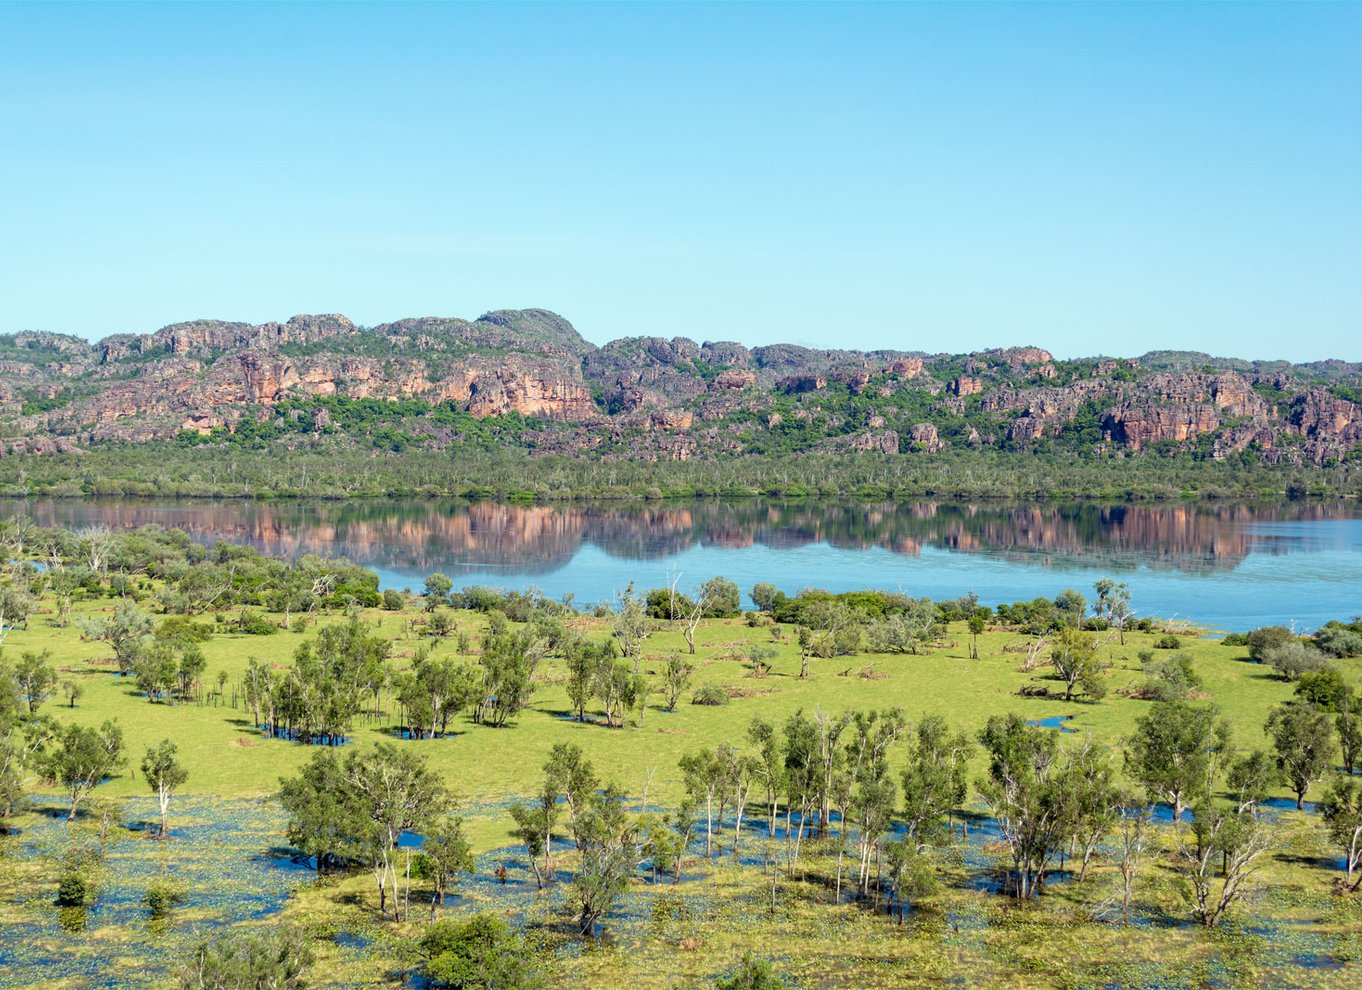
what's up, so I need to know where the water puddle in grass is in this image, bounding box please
[1026,715,1080,732]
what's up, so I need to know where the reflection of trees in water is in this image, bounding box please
[0,498,1355,578]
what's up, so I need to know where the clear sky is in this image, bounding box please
[1,1,1358,360]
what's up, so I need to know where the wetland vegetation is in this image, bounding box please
[0,515,1359,988]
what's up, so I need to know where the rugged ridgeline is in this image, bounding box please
[2,308,1360,466]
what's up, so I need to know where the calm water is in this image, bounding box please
[3,497,1360,632]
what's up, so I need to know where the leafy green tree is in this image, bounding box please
[419,811,475,919]
[507,801,552,889]
[1266,702,1336,810]
[609,584,651,674]
[141,739,188,838]
[424,573,453,611]
[475,628,542,727]
[420,913,543,989]
[698,576,741,619]
[900,714,973,849]
[544,742,597,850]
[572,785,638,937]
[277,749,355,873]
[1320,777,1362,890]
[79,600,154,674]
[1124,702,1232,822]
[177,927,314,990]
[1177,800,1278,928]
[41,720,125,820]
[747,717,786,838]
[1093,578,1133,643]
[750,582,781,613]
[14,650,56,715]
[1060,736,1119,880]
[1246,625,1295,662]
[1338,698,1361,775]
[1226,749,1279,814]
[342,742,449,921]
[967,613,986,659]
[1294,666,1354,712]
[882,839,938,923]
[1050,626,1106,702]
[976,713,1070,899]
[1053,588,1087,628]
[662,653,694,712]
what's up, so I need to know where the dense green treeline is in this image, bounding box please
[2,443,1357,501]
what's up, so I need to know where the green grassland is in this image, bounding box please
[2,585,1361,988]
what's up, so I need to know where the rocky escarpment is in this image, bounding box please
[1,309,1359,465]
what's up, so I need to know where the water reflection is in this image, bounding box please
[3,498,1359,630]
[3,498,1355,575]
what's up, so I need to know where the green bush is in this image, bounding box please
[144,880,184,917]
[57,871,88,907]
[421,913,543,989]
[692,683,729,706]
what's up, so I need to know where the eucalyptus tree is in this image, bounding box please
[475,627,543,727]
[1093,579,1133,643]
[395,648,479,739]
[781,710,821,869]
[977,713,1072,900]
[882,838,938,923]
[747,717,786,839]
[609,584,651,674]
[14,650,55,715]
[1266,701,1336,810]
[663,653,695,712]
[42,720,126,820]
[1320,777,1362,890]
[1124,701,1233,822]
[1050,626,1108,702]
[79,600,154,674]
[842,709,906,894]
[572,785,639,937]
[178,928,314,990]
[141,739,189,838]
[1059,736,1119,881]
[543,742,597,852]
[679,746,729,860]
[1177,799,1278,928]
[343,743,449,921]
[1114,795,1153,922]
[900,713,974,849]
[1217,755,1272,822]
[1338,698,1361,776]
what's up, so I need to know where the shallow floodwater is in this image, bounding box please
[3,497,1360,632]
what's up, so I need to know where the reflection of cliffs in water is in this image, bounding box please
[2,498,1357,578]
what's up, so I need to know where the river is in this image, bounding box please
[2,497,1359,632]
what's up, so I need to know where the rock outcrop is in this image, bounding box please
[2,308,1360,464]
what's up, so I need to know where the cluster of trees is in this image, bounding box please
[6,441,1357,502]
[278,742,473,921]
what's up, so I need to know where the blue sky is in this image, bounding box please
[1,1,1358,360]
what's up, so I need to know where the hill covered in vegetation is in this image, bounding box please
[1,309,1360,499]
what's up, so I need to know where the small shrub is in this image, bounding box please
[1221,632,1249,647]
[382,589,406,611]
[692,683,728,706]
[57,871,88,907]
[145,880,184,918]
[1154,634,1182,650]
